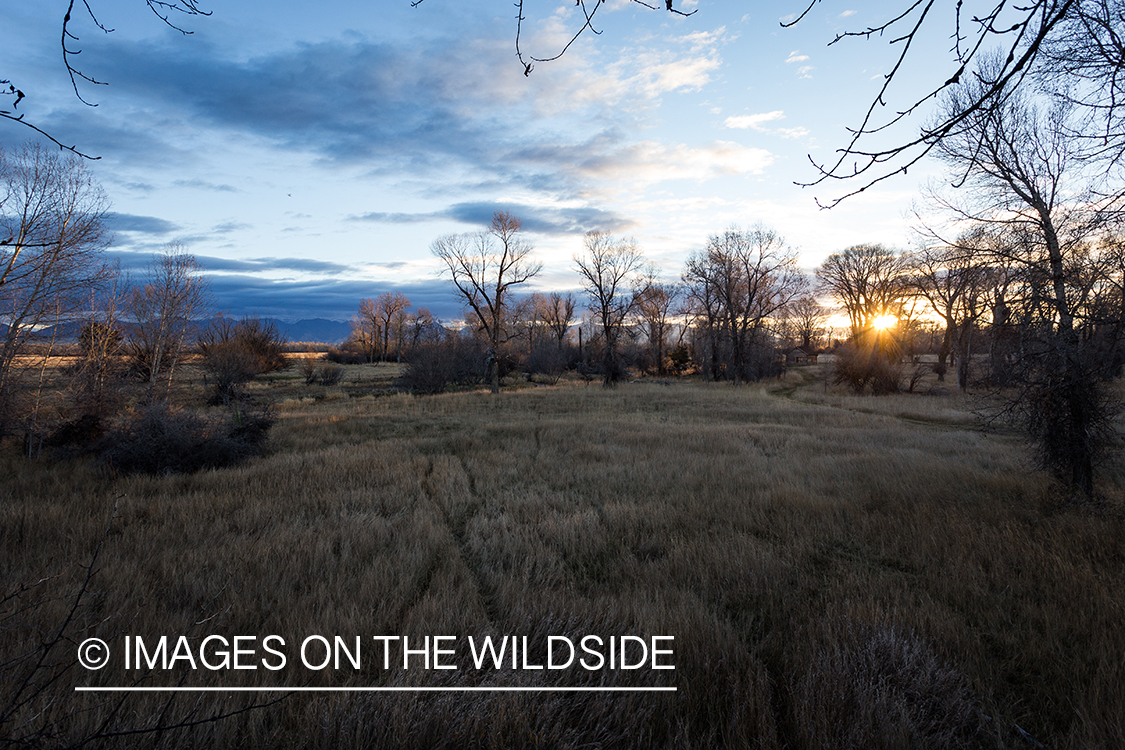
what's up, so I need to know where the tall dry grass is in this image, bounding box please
[2,375,1123,748]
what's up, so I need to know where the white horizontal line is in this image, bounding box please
[76,686,676,693]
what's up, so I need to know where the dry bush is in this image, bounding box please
[299,356,319,385]
[787,618,982,749]
[317,363,345,386]
[833,344,904,394]
[398,337,485,394]
[325,345,367,365]
[198,317,288,405]
[94,402,272,474]
[526,343,567,384]
[297,358,343,386]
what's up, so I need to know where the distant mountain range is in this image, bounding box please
[269,318,352,344]
[10,317,354,346]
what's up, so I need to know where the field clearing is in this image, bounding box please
[3,371,1125,748]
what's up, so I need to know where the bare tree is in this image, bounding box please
[374,291,411,362]
[906,237,990,389]
[1042,0,1125,173]
[407,306,439,351]
[704,225,806,383]
[784,295,829,352]
[126,245,211,396]
[574,231,643,387]
[72,270,127,418]
[926,52,1122,496]
[0,143,109,436]
[817,244,909,341]
[432,211,541,393]
[817,243,910,393]
[352,298,380,362]
[1086,233,1125,378]
[681,251,725,381]
[634,269,679,376]
[540,291,576,349]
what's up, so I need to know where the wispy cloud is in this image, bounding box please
[723,111,808,140]
[724,111,785,131]
[103,213,179,235]
[194,255,355,275]
[210,221,252,234]
[349,202,634,235]
[173,179,240,193]
[73,31,744,204]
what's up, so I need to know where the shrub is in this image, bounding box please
[317,363,345,386]
[398,337,485,394]
[233,317,288,374]
[526,343,567,384]
[398,343,457,394]
[325,345,366,365]
[96,403,272,475]
[198,317,288,405]
[789,619,981,749]
[668,344,693,375]
[833,344,903,395]
[299,357,319,385]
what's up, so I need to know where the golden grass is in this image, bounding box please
[2,373,1124,748]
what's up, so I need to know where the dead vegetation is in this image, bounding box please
[2,368,1124,748]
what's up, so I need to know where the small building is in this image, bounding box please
[786,347,817,366]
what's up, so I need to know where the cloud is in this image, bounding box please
[785,52,810,64]
[210,221,252,234]
[73,30,736,202]
[173,179,240,193]
[349,202,634,235]
[838,10,857,18]
[635,54,721,97]
[722,111,808,141]
[675,26,727,50]
[724,111,785,131]
[572,140,774,183]
[103,212,179,235]
[193,255,355,275]
[107,249,354,277]
[350,212,435,224]
[204,274,460,320]
[444,202,633,234]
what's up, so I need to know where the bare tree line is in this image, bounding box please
[0,143,289,474]
[372,211,823,393]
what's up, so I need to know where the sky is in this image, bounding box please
[3,0,972,322]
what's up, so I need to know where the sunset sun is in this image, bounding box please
[872,313,898,330]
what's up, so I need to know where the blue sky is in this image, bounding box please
[4,0,966,322]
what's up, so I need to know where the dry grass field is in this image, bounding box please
[3,361,1124,748]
